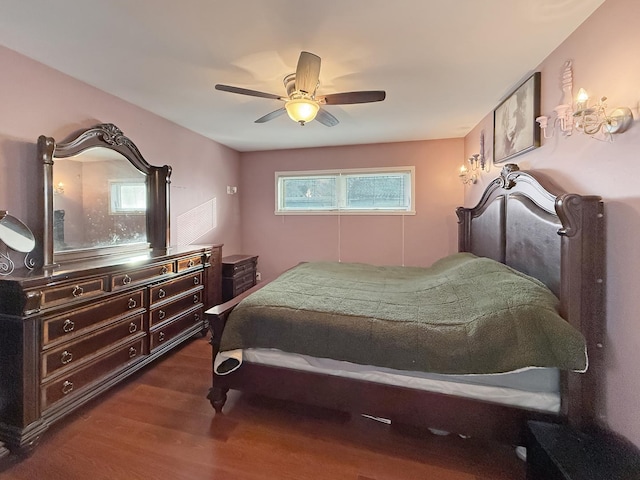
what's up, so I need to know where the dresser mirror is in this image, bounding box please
[38,124,171,267]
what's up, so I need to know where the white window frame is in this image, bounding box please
[275,166,415,215]
[108,179,147,215]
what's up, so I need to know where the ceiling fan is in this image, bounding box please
[215,51,386,127]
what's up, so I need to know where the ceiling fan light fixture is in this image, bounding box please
[285,98,319,125]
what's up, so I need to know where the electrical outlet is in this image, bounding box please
[256,272,261,282]
[226,186,237,194]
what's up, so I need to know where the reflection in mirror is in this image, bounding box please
[0,210,36,275]
[52,149,147,253]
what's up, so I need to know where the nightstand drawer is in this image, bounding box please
[222,256,258,278]
[222,254,258,302]
[235,271,256,290]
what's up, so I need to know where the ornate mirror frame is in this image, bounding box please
[38,123,171,268]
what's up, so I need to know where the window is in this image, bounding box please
[276,167,415,214]
[109,180,146,214]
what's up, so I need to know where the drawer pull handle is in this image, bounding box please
[129,322,137,333]
[161,265,168,275]
[72,285,84,297]
[158,332,165,342]
[188,259,195,267]
[60,350,73,365]
[158,288,166,299]
[62,380,74,395]
[193,276,200,285]
[194,313,200,322]
[128,347,137,358]
[122,275,132,286]
[128,298,137,309]
[62,319,75,333]
[193,294,199,304]
[158,310,166,320]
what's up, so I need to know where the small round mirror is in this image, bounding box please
[0,212,36,253]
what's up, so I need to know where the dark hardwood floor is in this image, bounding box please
[1,335,525,479]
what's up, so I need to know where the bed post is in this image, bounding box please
[206,303,233,412]
[556,193,605,430]
[206,283,266,412]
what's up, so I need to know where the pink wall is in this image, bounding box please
[0,45,241,258]
[239,139,463,281]
[4,0,637,448]
[464,0,640,447]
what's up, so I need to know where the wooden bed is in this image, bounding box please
[206,163,604,445]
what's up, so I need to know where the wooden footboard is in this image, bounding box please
[211,360,559,445]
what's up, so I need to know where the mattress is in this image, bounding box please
[218,348,561,413]
[220,257,587,375]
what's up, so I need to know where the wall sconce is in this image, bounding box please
[572,88,633,138]
[54,182,65,195]
[536,60,634,141]
[459,131,490,185]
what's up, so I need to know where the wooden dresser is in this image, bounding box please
[221,254,258,302]
[0,244,222,453]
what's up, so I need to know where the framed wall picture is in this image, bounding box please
[493,72,541,164]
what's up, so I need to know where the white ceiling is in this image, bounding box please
[0,0,604,152]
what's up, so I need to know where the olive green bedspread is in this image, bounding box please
[218,253,587,374]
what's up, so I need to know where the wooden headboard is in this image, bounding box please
[456,163,605,429]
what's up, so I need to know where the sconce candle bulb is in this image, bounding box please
[575,88,589,111]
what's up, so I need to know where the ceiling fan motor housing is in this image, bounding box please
[283,73,317,98]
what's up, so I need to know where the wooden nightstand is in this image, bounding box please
[526,421,640,480]
[221,254,258,302]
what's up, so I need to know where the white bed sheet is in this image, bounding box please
[217,348,561,413]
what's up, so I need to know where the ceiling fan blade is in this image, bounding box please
[215,84,284,101]
[315,108,339,127]
[255,107,287,123]
[295,52,321,95]
[319,91,386,105]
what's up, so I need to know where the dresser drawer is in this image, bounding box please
[41,337,145,412]
[111,262,175,290]
[177,254,204,272]
[42,289,146,346]
[150,307,203,352]
[149,271,203,305]
[37,277,108,310]
[41,314,144,380]
[149,288,203,328]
